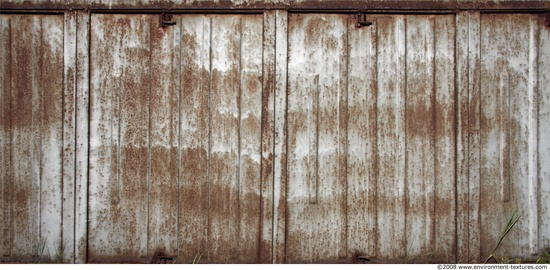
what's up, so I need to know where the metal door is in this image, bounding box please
[479,13,547,260]
[88,13,265,263]
[286,13,457,263]
[0,14,65,262]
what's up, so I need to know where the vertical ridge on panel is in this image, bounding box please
[405,15,436,259]
[480,14,535,259]
[11,15,38,255]
[238,15,263,263]
[0,15,11,257]
[259,10,275,264]
[467,11,481,263]
[31,17,43,257]
[287,13,347,262]
[455,11,470,263]
[62,11,77,263]
[74,10,90,263]
[527,18,538,256]
[538,14,550,252]
[179,15,210,263]
[434,15,457,262]
[40,15,64,260]
[148,16,180,259]
[88,14,151,261]
[307,75,319,205]
[338,19,349,259]
[499,73,511,203]
[347,14,378,258]
[480,14,507,259]
[376,15,406,260]
[208,15,241,263]
[273,9,288,264]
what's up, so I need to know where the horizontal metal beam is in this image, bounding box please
[0,0,549,12]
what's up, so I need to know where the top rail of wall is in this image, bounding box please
[0,0,549,12]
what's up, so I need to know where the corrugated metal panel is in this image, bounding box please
[87,14,264,263]
[480,13,542,259]
[282,12,549,263]
[286,13,458,263]
[0,8,549,264]
[0,14,65,262]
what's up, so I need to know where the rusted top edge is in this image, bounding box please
[0,0,549,12]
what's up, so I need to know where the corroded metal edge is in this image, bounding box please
[0,0,549,12]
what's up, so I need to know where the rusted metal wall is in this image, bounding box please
[0,1,549,264]
[87,13,264,263]
[286,13,457,263]
[0,14,65,262]
[281,12,550,263]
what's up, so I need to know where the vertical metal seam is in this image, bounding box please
[271,11,277,263]
[283,10,290,263]
[237,16,243,258]
[374,16,379,257]
[60,13,66,260]
[176,15,182,258]
[8,16,13,257]
[85,10,91,263]
[453,12,459,263]
[0,17,5,257]
[72,11,78,263]
[313,74,319,204]
[146,15,152,259]
[258,11,264,263]
[528,17,539,255]
[466,11,471,261]
[402,16,408,255]
[344,16,350,256]
[207,16,212,259]
[38,17,44,247]
[431,16,437,254]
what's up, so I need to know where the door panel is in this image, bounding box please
[88,14,264,263]
[286,13,457,263]
[0,14,64,262]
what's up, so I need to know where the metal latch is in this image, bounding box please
[355,13,373,28]
[160,13,176,28]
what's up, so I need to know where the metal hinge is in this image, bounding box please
[355,12,373,28]
[159,13,176,28]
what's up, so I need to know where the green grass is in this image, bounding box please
[484,209,522,264]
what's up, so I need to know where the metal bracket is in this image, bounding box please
[159,13,176,28]
[355,13,373,28]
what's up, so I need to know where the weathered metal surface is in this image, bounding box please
[285,13,459,263]
[87,13,264,263]
[1,8,550,265]
[1,0,549,11]
[479,13,543,260]
[539,12,550,253]
[0,14,65,262]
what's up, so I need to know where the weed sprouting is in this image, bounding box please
[484,209,522,264]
